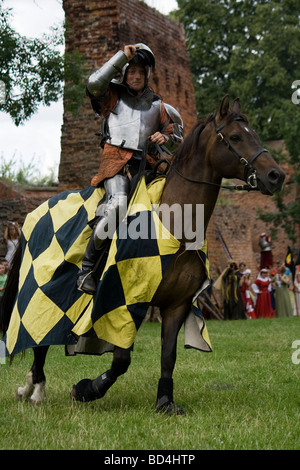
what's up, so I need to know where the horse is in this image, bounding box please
[0,96,285,414]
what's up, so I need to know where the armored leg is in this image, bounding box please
[76,234,101,295]
[77,175,129,294]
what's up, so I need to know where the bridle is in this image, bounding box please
[172,115,268,191]
[214,117,267,189]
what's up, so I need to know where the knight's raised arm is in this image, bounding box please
[87,50,128,98]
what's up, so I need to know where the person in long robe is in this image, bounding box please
[254,269,275,318]
[293,272,300,317]
[221,262,246,320]
[274,266,293,318]
[240,269,256,319]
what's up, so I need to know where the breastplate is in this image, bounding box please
[107,98,161,151]
[259,236,272,251]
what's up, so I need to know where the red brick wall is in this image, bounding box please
[0,182,58,258]
[59,0,197,188]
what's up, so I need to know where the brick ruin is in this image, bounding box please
[0,0,298,282]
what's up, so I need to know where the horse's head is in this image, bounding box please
[210,95,285,195]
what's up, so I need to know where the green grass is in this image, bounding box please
[1,317,300,450]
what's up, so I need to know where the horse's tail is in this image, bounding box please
[0,243,22,335]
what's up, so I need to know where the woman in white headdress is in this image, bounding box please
[240,269,256,319]
[254,268,275,318]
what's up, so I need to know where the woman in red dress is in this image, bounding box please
[254,269,275,318]
[240,269,256,319]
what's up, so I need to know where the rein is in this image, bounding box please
[171,115,268,191]
[173,167,258,191]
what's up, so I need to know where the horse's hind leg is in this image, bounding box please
[17,346,49,404]
[71,346,131,402]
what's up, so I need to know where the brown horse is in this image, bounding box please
[0,96,285,414]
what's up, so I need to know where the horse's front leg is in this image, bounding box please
[156,302,190,415]
[17,345,49,404]
[71,346,131,402]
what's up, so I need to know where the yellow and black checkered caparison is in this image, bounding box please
[4,185,101,355]
[4,177,211,357]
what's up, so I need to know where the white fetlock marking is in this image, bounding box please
[30,381,46,404]
[16,371,34,400]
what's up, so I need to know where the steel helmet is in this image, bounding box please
[112,43,155,85]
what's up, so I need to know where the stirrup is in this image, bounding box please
[77,271,97,295]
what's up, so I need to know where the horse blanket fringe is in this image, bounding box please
[3,176,212,357]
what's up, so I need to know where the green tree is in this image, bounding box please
[0,154,57,186]
[175,0,300,138]
[0,0,87,125]
[0,0,64,125]
[175,0,300,247]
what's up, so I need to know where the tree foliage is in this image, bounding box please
[0,0,64,125]
[0,0,87,125]
[175,0,300,141]
[175,0,300,247]
[0,154,57,186]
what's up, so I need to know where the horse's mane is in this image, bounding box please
[172,109,248,168]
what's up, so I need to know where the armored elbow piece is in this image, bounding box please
[163,103,184,153]
[87,51,129,99]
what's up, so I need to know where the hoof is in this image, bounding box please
[70,385,77,401]
[16,371,34,401]
[30,382,46,404]
[70,378,92,402]
[156,401,185,416]
[16,385,34,401]
[16,381,46,404]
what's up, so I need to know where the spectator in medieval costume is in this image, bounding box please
[293,271,300,316]
[77,43,183,294]
[0,258,9,275]
[274,265,293,317]
[253,268,275,318]
[271,260,280,277]
[240,269,256,319]
[238,261,246,277]
[220,262,246,320]
[3,221,21,269]
[259,232,273,269]
[0,260,7,297]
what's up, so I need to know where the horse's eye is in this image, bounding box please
[230,134,242,142]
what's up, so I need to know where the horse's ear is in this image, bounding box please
[232,98,241,115]
[219,95,230,118]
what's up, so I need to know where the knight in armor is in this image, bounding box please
[77,43,183,294]
[259,232,273,269]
